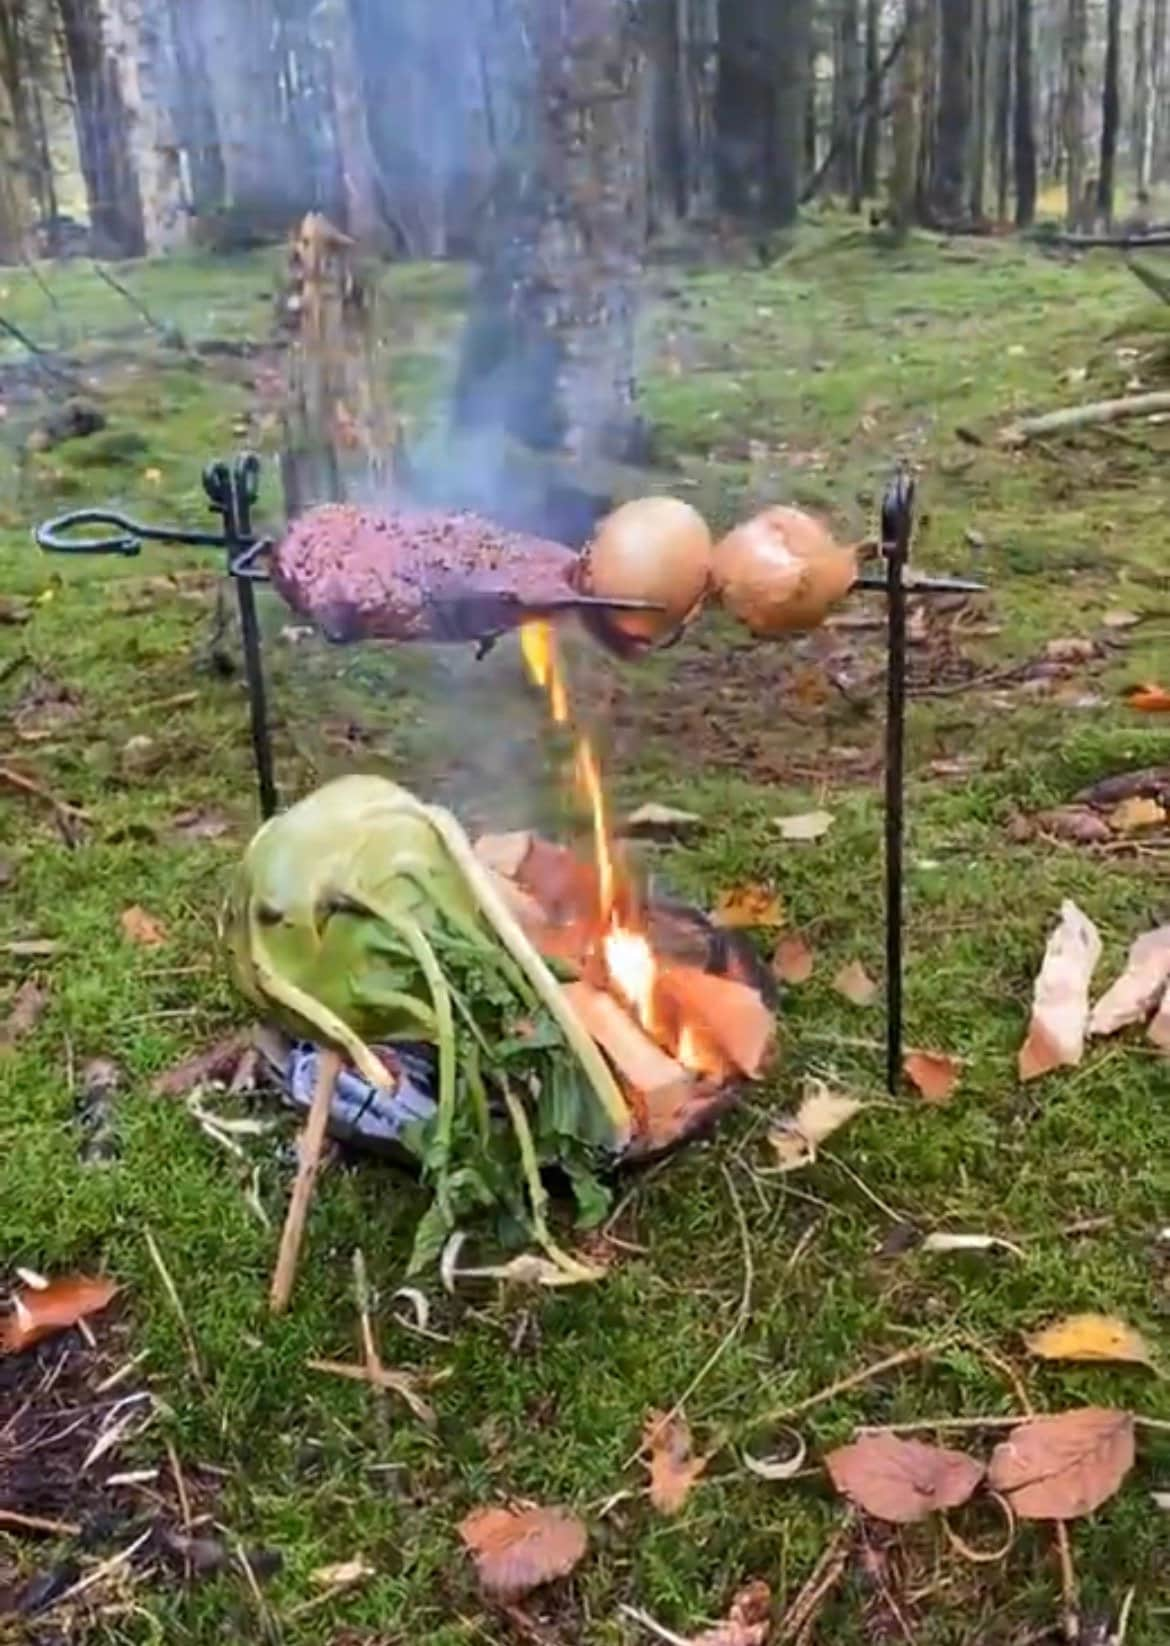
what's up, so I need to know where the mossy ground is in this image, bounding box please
[2,223,1169,1643]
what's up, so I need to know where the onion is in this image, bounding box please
[579,497,712,651]
[712,506,858,636]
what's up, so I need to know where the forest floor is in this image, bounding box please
[2,220,1170,1645]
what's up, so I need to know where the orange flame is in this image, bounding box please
[519,620,569,726]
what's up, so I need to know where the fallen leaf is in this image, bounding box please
[171,807,234,842]
[920,1231,1026,1258]
[988,1408,1134,1520]
[1018,900,1101,1080]
[713,884,785,930]
[459,1504,587,1599]
[768,1080,862,1171]
[1109,795,1166,833]
[1103,609,1140,630]
[1150,979,1170,1052]
[774,809,835,842]
[0,1273,118,1354]
[120,905,168,947]
[690,1580,772,1646]
[1025,1314,1158,1371]
[903,1050,961,1104]
[310,1556,374,1591]
[644,1411,708,1515]
[0,980,49,1053]
[834,959,878,1007]
[1045,637,1097,663]
[772,933,814,984]
[623,803,704,837]
[1152,1491,1170,1510]
[1090,926,1170,1036]
[825,1433,984,1523]
[151,1031,251,1098]
[1126,683,1170,712]
[1031,806,1114,845]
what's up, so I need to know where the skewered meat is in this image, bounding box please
[270,502,582,643]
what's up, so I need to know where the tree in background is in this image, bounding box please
[1062,0,1087,226]
[1096,0,1121,223]
[1014,0,1037,225]
[932,0,974,220]
[889,0,924,236]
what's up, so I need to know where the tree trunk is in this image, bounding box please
[321,0,384,247]
[678,0,720,216]
[1062,0,1087,227]
[831,0,862,200]
[1013,0,1036,224]
[96,0,189,253]
[1150,0,1166,183]
[56,0,145,255]
[1133,0,1153,200]
[969,0,989,218]
[647,0,685,230]
[992,0,1013,221]
[889,0,923,237]
[451,0,649,534]
[193,0,303,231]
[859,0,881,195]
[1096,0,1120,225]
[0,50,32,260]
[915,0,937,215]
[167,0,222,213]
[773,0,814,223]
[932,0,974,221]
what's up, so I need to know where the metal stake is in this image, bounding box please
[881,468,914,1095]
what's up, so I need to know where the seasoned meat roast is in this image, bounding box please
[270,502,582,643]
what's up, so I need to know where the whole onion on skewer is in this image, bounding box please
[712,506,859,635]
[576,497,713,656]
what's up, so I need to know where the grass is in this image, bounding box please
[2,220,1170,1643]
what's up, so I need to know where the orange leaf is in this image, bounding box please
[458,1504,587,1598]
[825,1432,984,1523]
[713,884,784,930]
[121,906,168,947]
[0,1273,118,1355]
[772,934,814,984]
[1125,683,1170,712]
[643,1410,708,1515]
[903,1049,962,1104]
[987,1407,1134,1520]
[833,959,878,1007]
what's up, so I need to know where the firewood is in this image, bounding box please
[474,831,533,879]
[562,981,686,1094]
[1001,390,1170,446]
[655,966,775,1078]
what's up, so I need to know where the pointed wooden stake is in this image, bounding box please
[270,1048,342,1314]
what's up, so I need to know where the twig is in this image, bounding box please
[90,261,175,342]
[757,1343,936,1427]
[1114,1586,1136,1645]
[618,1603,693,1646]
[1001,390,1170,446]
[624,1161,753,1467]
[859,1413,1022,1435]
[0,1508,81,1537]
[824,1150,904,1222]
[270,1048,341,1314]
[1055,1521,1079,1643]
[779,1513,855,1642]
[143,1228,207,1392]
[0,313,78,386]
[51,1525,154,1609]
[165,1437,192,1534]
[0,764,90,822]
[234,1539,279,1644]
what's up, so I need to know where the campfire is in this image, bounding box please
[469,618,778,1150]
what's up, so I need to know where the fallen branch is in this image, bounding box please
[1051,228,1170,248]
[91,260,180,344]
[1125,258,1170,306]
[0,314,79,388]
[0,764,90,824]
[1001,390,1170,446]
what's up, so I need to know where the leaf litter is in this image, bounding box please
[0,1273,118,1354]
[903,1049,961,1104]
[0,979,49,1052]
[767,1079,862,1171]
[1025,1314,1159,1372]
[987,1408,1135,1520]
[825,1432,984,1523]
[1089,926,1170,1037]
[773,808,834,841]
[713,884,785,930]
[643,1409,708,1515]
[120,905,169,947]
[772,932,814,983]
[1018,900,1101,1080]
[833,960,878,1007]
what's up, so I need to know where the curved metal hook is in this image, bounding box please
[34,508,228,557]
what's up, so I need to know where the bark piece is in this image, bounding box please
[562,981,685,1095]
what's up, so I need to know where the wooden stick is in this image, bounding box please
[1001,389,1170,446]
[269,1048,341,1314]
[0,1508,82,1537]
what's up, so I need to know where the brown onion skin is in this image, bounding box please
[578,497,712,654]
[713,506,858,635]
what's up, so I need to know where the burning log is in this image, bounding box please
[562,981,688,1097]
[654,966,776,1080]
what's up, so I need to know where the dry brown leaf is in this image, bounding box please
[120,905,168,947]
[171,808,234,842]
[1032,805,1114,845]
[1126,683,1170,712]
[151,1032,251,1098]
[825,1432,984,1523]
[903,1049,962,1104]
[713,884,785,930]
[774,809,835,842]
[1103,609,1140,630]
[310,1556,374,1591]
[987,1408,1134,1520]
[1090,926,1170,1037]
[834,959,878,1007]
[1025,1314,1158,1371]
[1018,901,1101,1081]
[772,933,814,984]
[0,980,49,1053]
[0,1273,118,1354]
[1109,795,1167,833]
[458,1504,587,1599]
[690,1580,772,1646]
[1045,637,1097,663]
[644,1410,708,1516]
[768,1080,862,1171]
[474,831,533,879]
[623,803,703,837]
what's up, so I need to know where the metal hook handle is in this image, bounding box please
[35,509,147,556]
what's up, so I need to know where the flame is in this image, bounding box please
[520,618,722,1083]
